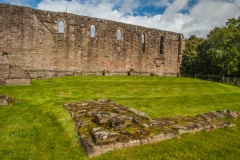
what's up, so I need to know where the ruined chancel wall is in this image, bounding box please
[0,3,185,79]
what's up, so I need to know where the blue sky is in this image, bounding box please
[1,0,240,38]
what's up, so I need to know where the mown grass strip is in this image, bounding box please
[0,76,240,159]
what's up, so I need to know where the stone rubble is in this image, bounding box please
[63,98,239,158]
[0,94,16,106]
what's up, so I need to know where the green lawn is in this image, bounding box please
[0,76,240,160]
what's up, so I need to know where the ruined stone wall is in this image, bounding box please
[63,99,239,157]
[0,3,185,78]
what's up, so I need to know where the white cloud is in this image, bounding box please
[161,0,188,20]
[236,0,240,6]
[183,0,240,37]
[37,0,124,19]
[145,0,173,8]
[118,0,139,15]
[3,0,240,38]
[36,0,192,36]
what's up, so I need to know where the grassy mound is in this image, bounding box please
[0,76,240,159]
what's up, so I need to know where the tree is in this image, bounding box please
[202,17,240,76]
[181,16,240,76]
[226,17,240,76]
[180,35,204,74]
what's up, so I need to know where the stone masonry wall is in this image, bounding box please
[0,3,185,78]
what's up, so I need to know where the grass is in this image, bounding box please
[0,76,240,159]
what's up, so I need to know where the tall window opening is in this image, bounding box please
[178,35,182,62]
[58,20,64,33]
[160,36,164,54]
[142,33,146,53]
[117,29,122,40]
[90,25,96,38]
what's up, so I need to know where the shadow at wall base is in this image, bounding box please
[27,70,178,79]
[0,70,178,86]
[26,70,178,78]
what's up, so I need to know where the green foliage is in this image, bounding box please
[181,35,204,74]
[0,76,240,159]
[181,16,240,76]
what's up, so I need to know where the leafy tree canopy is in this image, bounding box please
[181,16,240,77]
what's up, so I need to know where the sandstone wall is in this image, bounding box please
[0,3,185,78]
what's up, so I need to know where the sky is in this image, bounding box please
[1,0,240,38]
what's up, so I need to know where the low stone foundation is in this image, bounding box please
[63,99,239,158]
[0,64,32,85]
[5,78,32,85]
[0,94,16,106]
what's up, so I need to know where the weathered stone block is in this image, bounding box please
[5,78,32,85]
[0,64,31,85]
[110,115,133,128]
[0,94,16,106]
[165,132,178,139]
[94,112,113,124]
[227,110,238,119]
[150,134,166,143]
[0,99,8,105]
[111,117,124,127]
[117,131,132,142]
[91,130,118,145]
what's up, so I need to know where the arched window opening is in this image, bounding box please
[142,34,146,53]
[141,34,145,44]
[117,29,122,40]
[58,20,64,33]
[90,25,96,38]
[160,36,164,54]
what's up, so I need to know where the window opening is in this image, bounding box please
[160,36,164,54]
[58,20,64,33]
[90,25,96,38]
[117,29,122,40]
[142,34,146,53]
